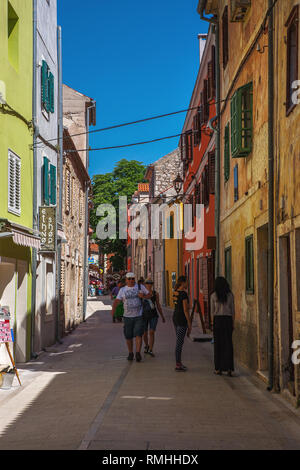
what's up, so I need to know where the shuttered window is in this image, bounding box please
[222,6,229,68]
[203,80,209,123]
[41,60,54,113]
[225,247,232,288]
[224,123,230,181]
[8,150,21,216]
[245,235,254,294]
[286,6,299,115]
[208,151,215,194]
[193,111,201,147]
[65,167,71,214]
[231,82,253,158]
[208,46,216,101]
[43,157,56,206]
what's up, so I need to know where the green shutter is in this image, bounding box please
[224,123,230,181]
[50,164,56,205]
[231,82,253,158]
[43,156,49,205]
[49,73,54,113]
[42,61,49,109]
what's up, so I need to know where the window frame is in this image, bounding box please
[245,235,255,294]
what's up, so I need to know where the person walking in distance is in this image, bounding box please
[143,278,165,357]
[111,273,151,362]
[210,277,235,376]
[173,276,192,372]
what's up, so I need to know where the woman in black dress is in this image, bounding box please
[173,276,192,372]
[210,277,235,376]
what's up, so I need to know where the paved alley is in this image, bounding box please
[1,297,300,450]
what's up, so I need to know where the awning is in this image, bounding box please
[0,219,41,250]
[13,230,41,250]
[57,229,67,243]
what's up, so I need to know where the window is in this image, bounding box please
[43,157,56,206]
[169,213,174,239]
[245,235,254,293]
[8,150,21,216]
[222,6,229,69]
[65,168,71,214]
[286,6,299,115]
[208,45,216,100]
[231,82,253,158]
[193,110,201,147]
[46,263,54,315]
[208,151,215,194]
[224,123,230,181]
[225,247,232,288]
[234,164,239,202]
[8,2,19,71]
[41,61,54,113]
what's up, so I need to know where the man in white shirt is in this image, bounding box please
[111,272,151,362]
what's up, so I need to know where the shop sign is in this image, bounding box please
[39,207,56,252]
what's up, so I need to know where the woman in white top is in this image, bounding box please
[210,277,235,376]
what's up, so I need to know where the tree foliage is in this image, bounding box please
[90,159,146,270]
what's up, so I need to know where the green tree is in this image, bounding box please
[90,159,146,270]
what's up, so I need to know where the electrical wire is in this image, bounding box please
[32,99,225,149]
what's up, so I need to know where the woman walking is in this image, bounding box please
[211,277,235,376]
[143,278,165,357]
[173,276,192,372]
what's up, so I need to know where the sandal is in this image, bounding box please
[214,370,222,375]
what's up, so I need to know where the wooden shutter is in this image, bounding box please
[211,45,216,96]
[41,60,49,110]
[224,123,230,181]
[48,73,54,113]
[231,83,253,158]
[65,167,71,214]
[43,156,50,205]
[231,92,238,157]
[203,80,209,122]
[193,112,201,147]
[222,6,229,68]
[225,247,232,288]
[50,164,56,205]
[203,166,210,207]
[8,151,21,215]
[208,151,215,194]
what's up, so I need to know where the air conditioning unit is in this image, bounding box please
[230,0,251,22]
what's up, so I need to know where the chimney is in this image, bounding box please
[198,34,208,65]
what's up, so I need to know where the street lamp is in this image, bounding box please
[173,173,184,195]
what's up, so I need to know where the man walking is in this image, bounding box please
[111,273,151,362]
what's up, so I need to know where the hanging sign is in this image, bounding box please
[39,207,56,252]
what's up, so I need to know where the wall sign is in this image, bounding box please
[39,207,56,252]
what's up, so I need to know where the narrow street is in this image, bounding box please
[0,298,300,450]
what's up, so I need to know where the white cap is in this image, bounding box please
[126,272,135,279]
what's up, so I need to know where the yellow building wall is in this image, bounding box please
[219,0,270,371]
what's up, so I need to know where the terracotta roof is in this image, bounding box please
[138,183,149,193]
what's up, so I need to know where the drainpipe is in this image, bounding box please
[56,25,63,343]
[268,0,274,392]
[31,0,38,359]
[197,1,220,277]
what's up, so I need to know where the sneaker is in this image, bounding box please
[135,352,142,362]
[144,345,149,354]
[148,350,155,357]
[127,353,134,361]
[175,365,187,372]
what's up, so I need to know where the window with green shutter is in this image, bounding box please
[50,164,56,205]
[231,82,253,158]
[224,123,230,181]
[225,247,232,288]
[41,60,54,113]
[43,156,50,205]
[245,235,254,294]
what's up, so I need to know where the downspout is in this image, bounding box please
[197,1,220,277]
[268,0,274,391]
[56,25,63,342]
[31,0,38,359]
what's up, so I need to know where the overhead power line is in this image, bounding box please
[33,99,225,148]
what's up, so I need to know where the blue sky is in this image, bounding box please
[58,0,208,177]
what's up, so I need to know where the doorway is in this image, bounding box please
[279,234,295,395]
[257,225,269,373]
[15,260,28,363]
